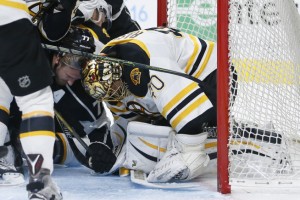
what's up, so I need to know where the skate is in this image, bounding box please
[0,145,25,185]
[26,154,63,200]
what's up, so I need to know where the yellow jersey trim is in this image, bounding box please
[106,39,150,58]
[171,95,209,128]
[0,0,29,13]
[22,111,53,119]
[161,82,198,117]
[0,105,9,114]
[19,131,55,138]
[195,41,215,78]
[185,35,200,74]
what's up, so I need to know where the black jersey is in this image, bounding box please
[52,80,109,138]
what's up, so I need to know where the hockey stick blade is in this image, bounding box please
[130,170,199,189]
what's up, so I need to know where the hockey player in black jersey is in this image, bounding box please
[47,0,142,173]
[49,26,120,174]
[46,0,141,174]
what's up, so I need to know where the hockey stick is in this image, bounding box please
[54,110,90,153]
[43,43,217,106]
[41,43,203,84]
[54,110,93,169]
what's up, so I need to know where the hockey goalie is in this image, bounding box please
[79,26,295,184]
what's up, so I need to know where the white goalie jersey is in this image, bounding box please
[102,27,217,134]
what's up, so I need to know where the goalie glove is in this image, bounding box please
[86,142,117,174]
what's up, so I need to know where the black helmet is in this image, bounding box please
[60,26,96,53]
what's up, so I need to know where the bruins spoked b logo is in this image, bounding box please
[18,75,31,88]
[130,68,141,85]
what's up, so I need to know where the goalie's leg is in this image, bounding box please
[147,132,210,183]
[123,121,170,174]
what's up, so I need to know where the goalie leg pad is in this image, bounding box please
[147,132,210,183]
[175,133,210,180]
[123,121,171,173]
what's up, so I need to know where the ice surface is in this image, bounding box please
[0,165,300,200]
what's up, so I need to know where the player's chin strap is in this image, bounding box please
[42,43,216,107]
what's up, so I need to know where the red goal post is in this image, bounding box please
[157,0,167,26]
[157,0,300,194]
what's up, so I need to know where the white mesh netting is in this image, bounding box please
[167,0,217,42]
[228,0,300,185]
[167,0,300,186]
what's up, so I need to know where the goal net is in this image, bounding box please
[158,0,217,42]
[158,0,300,193]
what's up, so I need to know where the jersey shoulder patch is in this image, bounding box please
[123,65,150,97]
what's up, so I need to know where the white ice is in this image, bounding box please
[1,165,300,200]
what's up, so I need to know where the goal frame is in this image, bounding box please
[156,0,300,195]
[157,0,168,26]
[157,0,231,193]
[217,0,231,194]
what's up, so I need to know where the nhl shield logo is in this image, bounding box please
[18,75,31,88]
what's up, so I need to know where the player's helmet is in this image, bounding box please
[60,26,96,54]
[53,26,96,71]
[81,59,129,101]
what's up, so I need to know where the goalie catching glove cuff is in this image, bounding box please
[86,142,117,174]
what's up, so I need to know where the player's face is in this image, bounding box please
[53,55,82,86]
[55,65,81,86]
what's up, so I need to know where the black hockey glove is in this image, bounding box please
[86,142,117,174]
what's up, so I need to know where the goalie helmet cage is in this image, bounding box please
[157,0,300,194]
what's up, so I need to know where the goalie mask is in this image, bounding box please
[81,59,129,101]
